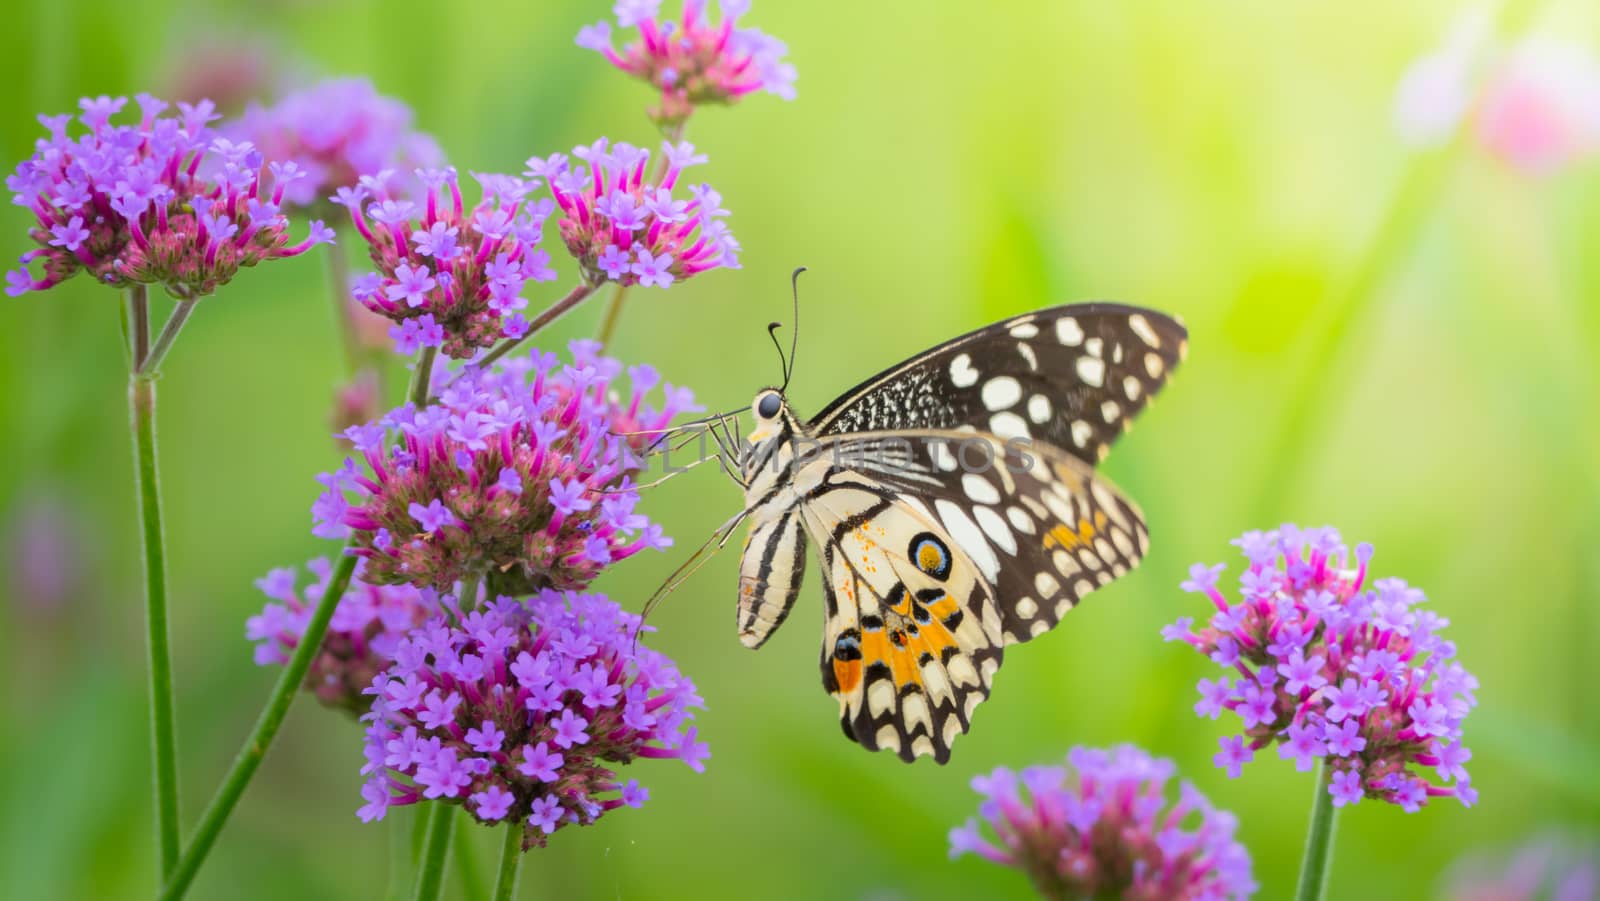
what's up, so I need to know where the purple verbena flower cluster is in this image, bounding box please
[313,341,695,595]
[358,591,708,849]
[335,166,557,358]
[578,0,796,126]
[234,78,443,214]
[246,557,438,713]
[528,138,737,289]
[6,94,333,299]
[950,745,1257,901]
[1163,524,1479,812]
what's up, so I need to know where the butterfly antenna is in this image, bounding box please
[766,321,789,390]
[784,266,805,392]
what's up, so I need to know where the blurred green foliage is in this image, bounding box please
[1,0,1598,898]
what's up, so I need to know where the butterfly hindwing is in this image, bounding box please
[843,430,1151,645]
[807,304,1187,465]
[799,467,1004,763]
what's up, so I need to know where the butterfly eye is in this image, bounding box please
[756,392,782,419]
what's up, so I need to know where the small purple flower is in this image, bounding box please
[359,592,706,848]
[1329,769,1364,807]
[1214,736,1254,778]
[1166,524,1478,811]
[950,744,1256,899]
[313,343,698,595]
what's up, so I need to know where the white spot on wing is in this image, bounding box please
[950,353,979,388]
[974,505,1016,554]
[1102,400,1121,422]
[935,499,1000,581]
[1010,322,1039,339]
[961,472,1000,505]
[1075,356,1106,387]
[1015,596,1038,618]
[1034,571,1060,597]
[1056,317,1084,346]
[1006,506,1035,534]
[1124,375,1142,401]
[1027,394,1052,424]
[869,681,894,714]
[875,724,900,752]
[1129,314,1161,347]
[1085,337,1104,358]
[1070,419,1094,447]
[1028,620,1050,638]
[1017,343,1038,371]
[929,441,959,472]
[1144,352,1164,379]
[981,376,1022,411]
[947,655,979,687]
[989,412,1030,441]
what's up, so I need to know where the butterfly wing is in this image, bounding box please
[798,465,1005,763]
[808,303,1187,465]
[801,431,1148,762]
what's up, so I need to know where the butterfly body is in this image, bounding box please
[734,304,1186,762]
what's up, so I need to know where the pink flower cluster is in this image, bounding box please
[312,341,695,595]
[6,94,332,299]
[335,166,557,358]
[233,77,444,214]
[358,591,708,849]
[577,0,796,125]
[528,138,738,290]
[1164,525,1478,812]
[246,557,437,713]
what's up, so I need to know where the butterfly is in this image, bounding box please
[671,302,1187,763]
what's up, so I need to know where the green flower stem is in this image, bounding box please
[128,283,151,369]
[129,337,181,880]
[452,814,486,899]
[410,345,438,408]
[1294,762,1338,901]
[594,121,684,347]
[137,299,198,378]
[411,803,456,901]
[491,821,524,901]
[158,550,359,900]
[471,282,597,371]
[593,280,631,347]
[325,237,362,375]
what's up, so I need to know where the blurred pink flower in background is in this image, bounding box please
[1394,9,1600,172]
[4,492,89,615]
[1442,834,1597,901]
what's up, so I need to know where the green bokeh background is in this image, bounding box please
[2,0,1598,898]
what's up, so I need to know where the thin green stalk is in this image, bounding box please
[491,821,525,901]
[1294,762,1339,901]
[325,237,362,375]
[457,571,482,610]
[158,550,359,900]
[130,349,180,880]
[128,283,151,369]
[594,280,631,347]
[453,813,487,899]
[410,345,438,408]
[471,282,597,370]
[137,299,198,377]
[411,803,456,901]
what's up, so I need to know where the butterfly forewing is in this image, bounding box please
[808,304,1187,466]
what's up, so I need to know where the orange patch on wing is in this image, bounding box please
[832,658,862,695]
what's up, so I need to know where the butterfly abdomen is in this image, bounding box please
[736,508,808,649]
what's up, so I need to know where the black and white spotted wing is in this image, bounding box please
[807,304,1187,465]
[826,430,1149,645]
